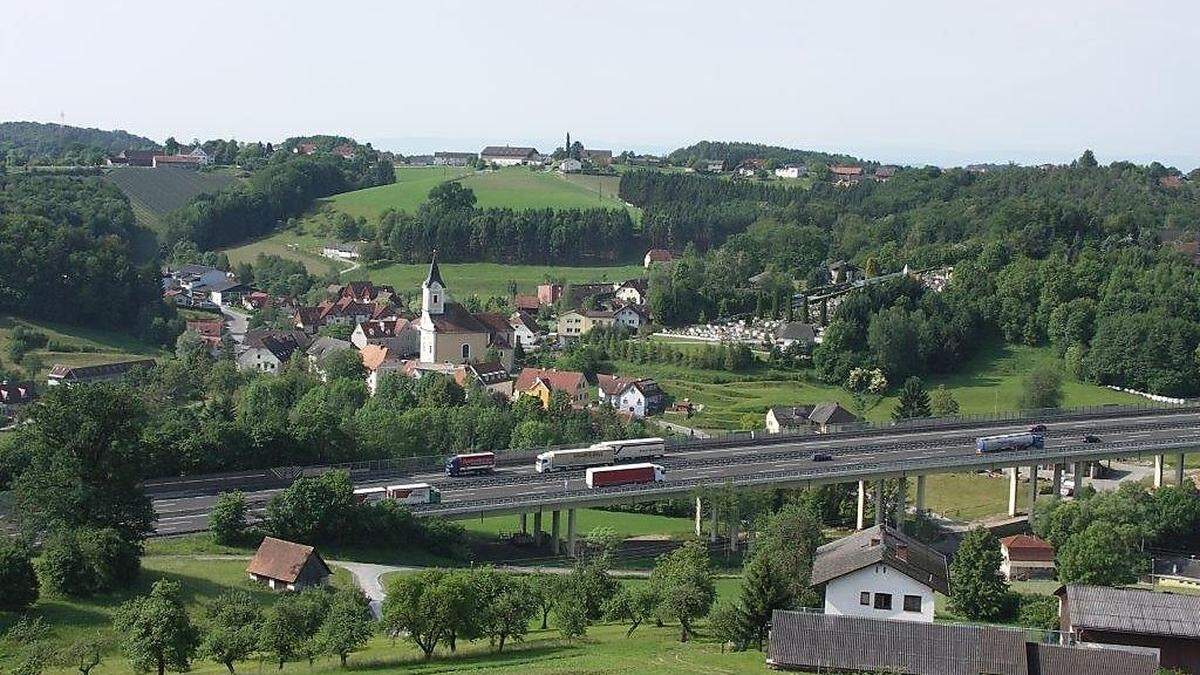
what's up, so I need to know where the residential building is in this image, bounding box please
[774,322,816,350]
[613,303,649,330]
[351,318,417,355]
[305,336,355,378]
[513,367,589,408]
[332,144,356,159]
[185,319,223,350]
[246,537,331,592]
[166,264,228,297]
[361,344,403,394]
[874,165,898,181]
[580,149,613,165]
[767,611,1157,675]
[705,159,726,172]
[331,281,397,303]
[810,402,859,432]
[480,145,539,166]
[597,375,664,418]
[433,151,477,166]
[811,525,948,623]
[513,293,540,312]
[207,278,247,306]
[765,402,858,433]
[417,255,513,367]
[455,361,513,398]
[237,330,310,373]
[774,164,807,179]
[46,359,156,387]
[1150,554,1200,589]
[829,164,865,185]
[644,249,675,268]
[0,381,36,417]
[999,534,1055,580]
[322,242,360,261]
[614,279,649,305]
[294,297,395,333]
[294,142,318,156]
[108,149,159,167]
[558,158,583,173]
[405,155,434,166]
[556,307,615,339]
[1057,584,1200,672]
[509,310,541,348]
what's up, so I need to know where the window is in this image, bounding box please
[873,593,892,610]
[903,595,922,612]
[859,592,870,606]
[461,343,470,360]
[433,294,439,304]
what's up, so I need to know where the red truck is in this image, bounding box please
[585,463,666,488]
[445,451,496,477]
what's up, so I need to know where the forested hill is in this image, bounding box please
[666,141,869,169]
[0,121,158,164]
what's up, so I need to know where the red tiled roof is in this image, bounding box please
[246,537,329,584]
[999,534,1055,562]
[515,367,586,394]
[186,319,222,338]
[830,165,863,176]
[513,294,540,311]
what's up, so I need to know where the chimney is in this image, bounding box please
[895,544,909,562]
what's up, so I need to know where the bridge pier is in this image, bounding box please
[567,508,577,557]
[1007,468,1018,517]
[1073,461,1087,493]
[856,481,867,530]
[1154,455,1165,489]
[914,475,926,514]
[873,480,884,526]
[894,481,906,526]
[1052,464,1062,498]
[520,513,528,535]
[1028,464,1038,512]
[694,497,702,538]
[710,504,719,543]
[1177,453,1188,485]
[533,511,543,545]
[551,510,561,554]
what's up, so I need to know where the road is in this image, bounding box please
[221,305,249,344]
[150,408,1200,535]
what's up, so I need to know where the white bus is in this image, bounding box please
[385,483,442,504]
[592,437,666,462]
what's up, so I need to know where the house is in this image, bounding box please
[331,144,356,160]
[295,296,395,333]
[874,165,898,181]
[580,149,613,166]
[332,281,397,303]
[613,304,650,331]
[152,154,202,169]
[322,243,360,261]
[809,401,859,432]
[767,611,1158,675]
[405,155,434,166]
[537,282,616,308]
[705,159,726,172]
[513,293,540,312]
[774,322,816,350]
[455,361,513,398]
[614,279,648,305]
[46,359,156,387]
[1151,554,1200,589]
[765,405,815,433]
[166,264,229,306]
[236,330,310,373]
[433,151,477,166]
[185,319,223,350]
[241,290,273,311]
[206,278,247,306]
[351,318,418,355]
[999,534,1055,580]
[294,143,318,156]
[828,259,863,284]
[597,374,635,405]
[417,254,514,367]
[774,164,807,179]
[829,164,865,185]
[509,310,541,348]
[644,249,674,268]
[1057,584,1200,673]
[108,149,159,167]
[246,537,331,592]
[0,381,36,416]
[598,376,665,418]
[557,158,583,173]
[765,402,858,433]
[514,367,589,408]
[556,308,615,339]
[811,525,948,623]
[305,336,355,378]
[361,344,403,394]
[480,145,539,166]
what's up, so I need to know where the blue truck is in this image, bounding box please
[975,433,1044,454]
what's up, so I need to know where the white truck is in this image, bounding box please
[535,437,666,473]
[385,483,441,505]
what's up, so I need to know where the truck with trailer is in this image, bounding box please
[591,437,666,462]
[535,437,667,473]
[445,451,496,477]
[975,433,1045,454]
[385,483,441,504]
[585,463,666,488]
[352,486,387,504]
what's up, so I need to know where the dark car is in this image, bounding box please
[811,452,833,462]
[1082,434,1101,443]
[1029,424,1047,433]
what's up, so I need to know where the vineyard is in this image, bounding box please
[104,166,240,232]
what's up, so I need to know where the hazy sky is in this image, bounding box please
[3,1,1197,168]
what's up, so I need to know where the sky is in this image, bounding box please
[2,0,1198,168]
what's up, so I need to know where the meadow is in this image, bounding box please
[0,315,163,382]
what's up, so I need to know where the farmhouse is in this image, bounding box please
[237,330,310,373]
[152,154,203,169]
[206,278,247,306]
[514,367,589,408]
[774,164,807,179]
[557,158,583,173]
[322,242,360,261]
[246,537,331,592]
[765,402,857,433]
[1057,584,1200,672]
[480,145,539,166]
[829,164,865,186]
[999,534,1055,580]
[811,525,948,623]
[580,149,613,165]
[434,151,477,166]
[46,359,156,387]
[417,254,514,368]
[644,249,675,268]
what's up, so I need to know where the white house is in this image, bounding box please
[185,147,212,165]
[596,375,665,418]
[614,279,648,305]
[480,145,538,166]
[810,525,948,624]
[351,318,418,356]
[613,304,649,330]
[557,158,583,173]
[322,243,360,261]
[774,164,807,179]
[509,311,540,349]
[236,331,309,374]
[207,279,247,307]
[998,534,1056,580]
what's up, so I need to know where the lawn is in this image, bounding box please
[221,227,348,275]
[637,340,1146,431]
[455,508,698,541]
[0,315,163,383]
[358,261,646,299]
[910,472,1015,522]
[319,166,472,219]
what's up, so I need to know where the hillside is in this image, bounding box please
[666,140,870,168]
[104,166,240,233]
[0,120,157,162]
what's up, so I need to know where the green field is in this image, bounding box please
[104,166,239,233]
[644,341,1146,431]
[358,261,646,299]
[221,227,349,275]
[456,508,698,541]
[0,315,163,382]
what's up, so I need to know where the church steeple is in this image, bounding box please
[422,250,446,315]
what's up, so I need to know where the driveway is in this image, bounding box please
[220,305,249,344]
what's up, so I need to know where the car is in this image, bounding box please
[1082,434,1101,443]
[811,452,833,462]
[1029,424,1047,433]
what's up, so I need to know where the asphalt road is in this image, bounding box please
[151,409,1200,535]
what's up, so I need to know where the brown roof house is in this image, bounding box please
[999,534,1055,580]
[514,367,589,409]
[765,402,858,434]
[1057,584,1200,672]
[246,537,332,591]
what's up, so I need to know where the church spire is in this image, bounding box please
[424,249,445,288]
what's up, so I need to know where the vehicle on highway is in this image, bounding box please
[1029,424,1047,433]
[592,437,666,462]
[386,483,441,504]
[585,463,666,488]
[975,433,1045,454]
[445,451,496,477]
[1060,477,1075,496]
[811,452,833,462]
[535,437,667,473]
[353,486,387,504]
[1082,434,1101,443]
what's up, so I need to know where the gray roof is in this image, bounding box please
[1060,584,1200,639]
[809,401,858,425]
[1152,555,1200,581]
[776,321,816,343]
[207,278,246,293]
[767,405,814,427]
[768,612,1157,675]
[306,336,354,361]
[767,611,1028,675]
[811,524,950,594]
[480,145,537,158]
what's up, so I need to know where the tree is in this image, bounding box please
[602,584,660,637]
[265,470,355,544]
[113,580,199,675]
[322,348,367,381]
[1018,366,1063,410]
[736,552,789,649]
[552,592,590,640]
[1077,149,1098,168]
[892,376,932,421]
[381,570,453,660]
[475,573,537,652]
[209,492,248,545]
[259,590,323,669]
[529,573,563,629]
[199,590,262,674]
[316,589,374,667]
[174,330,207,362]
[930,385,960,417]
[651,541,715,641]
[1057,520,1144,586]
[61,634,106,675]
[0,538,39,610]
[708,601,747,652]
[949,527,1009,621]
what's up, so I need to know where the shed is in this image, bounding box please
[1057,584,1200,672]
[246,537,332,591]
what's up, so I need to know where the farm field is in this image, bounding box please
[634,341,1145,431]
[103,166,240,233]
[358,261,646,299]
[0,315,163,382]
[221,227,348,275]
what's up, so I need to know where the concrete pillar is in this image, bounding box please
[519,513,528,535]
[1176,453,1187,486]
[551,510,561,554]
[856,481,867,530]
[728,505,740,553]
[915,475,926,514]
[694,497,703,538]
[1154,455,1165,489]
[1052,465,1063,498]
[894,481,906,526]
[1008,467,1019,517]
[1028,464,1038,511]
[1074,461,1086,491]
[533,511,543,544]
[566,509,577,557]
[710,504,719,543]
[873,480,884,526]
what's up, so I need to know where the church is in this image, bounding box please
[417,254,514,368]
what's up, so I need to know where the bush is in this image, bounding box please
[36,527,140,598]
[1015,594,1059,630]
[0,538,39,610]
[36,529,93,597]
[209,492,248,545]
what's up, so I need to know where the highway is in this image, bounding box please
[150,406,1200,535]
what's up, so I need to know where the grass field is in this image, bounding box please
[318,166,472,219]
[641,340,1146,431]
[104,167,239,233]
[221,227,348,275]
[455,508,698,541]
[0,315,163,382]
[357,261,646,299]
